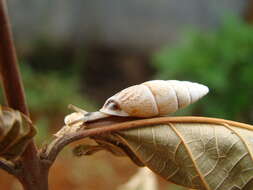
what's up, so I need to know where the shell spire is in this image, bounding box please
[165,80,209,108]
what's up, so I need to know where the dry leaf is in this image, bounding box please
[86,117,253,190]
[0,106,36,160]
[117,168,158,190]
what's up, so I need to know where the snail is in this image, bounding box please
[65,80,209,127]
[99,80,209,117]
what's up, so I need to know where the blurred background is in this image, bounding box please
[1,0,253,189]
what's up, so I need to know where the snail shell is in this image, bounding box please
[99,80,209,117]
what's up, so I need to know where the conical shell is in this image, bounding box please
[99,80,209,117]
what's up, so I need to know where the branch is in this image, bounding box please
[0,0,29,115]
[0,159,17,176]
[0,0,39,163]
[42,116,167,163]
[42,117,140,163]
[0,0,38,152]
[0,1,44,188]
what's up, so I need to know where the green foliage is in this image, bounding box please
[153,18,253,122]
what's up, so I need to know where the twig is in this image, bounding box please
[0,0,29,115]
[0,0,38,153]
[43,118,139,163]
[0,1,47,189]
[43,117,168,163]
[0,159,16,176]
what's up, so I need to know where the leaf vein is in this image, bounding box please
[169,123,211,190]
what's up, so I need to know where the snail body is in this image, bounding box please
[99,80,209,118]
[64,80,209,127]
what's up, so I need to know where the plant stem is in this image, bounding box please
[0,0,28,114]
[0,159,16,176]
[43,116,135,163]
[0,1,48,189]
